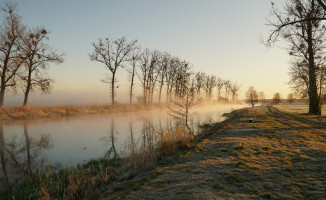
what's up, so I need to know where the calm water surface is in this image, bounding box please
[0,104,246,187]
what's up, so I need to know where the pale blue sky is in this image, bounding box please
[5,0,290,106]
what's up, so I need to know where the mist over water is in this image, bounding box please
[0,103,246,187]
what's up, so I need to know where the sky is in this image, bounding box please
[3,0,291,106]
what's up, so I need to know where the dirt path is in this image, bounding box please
[107,106,326,200]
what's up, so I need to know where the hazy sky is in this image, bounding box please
[4,0,290,106]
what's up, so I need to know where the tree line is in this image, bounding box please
[0,2,64,108]
[89,36,241,105]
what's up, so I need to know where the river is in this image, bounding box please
[0,103,246,187]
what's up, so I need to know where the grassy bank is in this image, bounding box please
[0,110,241,200]
[113,106,325,199]
[0,103,169,122]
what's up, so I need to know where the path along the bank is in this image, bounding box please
[105,106,326,199]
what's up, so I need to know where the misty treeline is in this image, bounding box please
[0,2,64,108]
[89,36,241,106]
[266,0,326,115]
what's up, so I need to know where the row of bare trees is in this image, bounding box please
[90,36,241,106]
[0,2,63,107]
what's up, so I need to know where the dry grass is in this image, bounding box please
[115,106,326,199]
[0,103,169,121]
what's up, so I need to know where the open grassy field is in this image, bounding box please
[102,106,326,199]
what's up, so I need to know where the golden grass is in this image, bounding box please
[0,103,169,121]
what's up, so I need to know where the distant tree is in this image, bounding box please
[195,72,205,99]
[19,27,64,106]
[216,78,224,102]
[137,49,160,104]
[165,57,177,103]
[224,80,231,103]
[157,52,169,103]
[266,0,326,114]
[273,93,281,105]
[230,82,241,103]
[245,86,259,107]
[0,2,26,107]
[127,47,141,104]
[287,93,295,104]
[203,75,217,100]
[258,91,265,104]
[89,36,137,105]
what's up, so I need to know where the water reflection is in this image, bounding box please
[102,118,119,159]
[0,123,53,189]
[0,104,246,188]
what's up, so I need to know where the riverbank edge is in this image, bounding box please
[0,102,239,122]
[0,107,245,200]
[0,103,169,122]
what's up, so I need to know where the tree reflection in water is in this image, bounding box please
[0,123,53,189]
[102,118,119,159]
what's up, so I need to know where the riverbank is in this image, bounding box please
[0,103,168,122]
[2,106,325,199]
[106,106,326,199]
[0,108,241,199]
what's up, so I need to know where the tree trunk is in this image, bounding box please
[23,76,32,107]
[129,68,135,104]
[111,71,116,106]
[0,67,7,108]
[158,82,163,104]
[307,21,321,115]
[0,88,5,108]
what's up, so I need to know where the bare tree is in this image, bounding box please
[19,27,64,106]
[165,57,177,103]
[203,75,217,100]
[230,82,241,103]
[137,49,160,104]
[287,93,295,104]
[157,52,169,103]
[89,36,137,105]
[258,91,265,104]
[0,2,26,107]
[266,0,326,114]
[224,80,231,103]
[216,78,224,102]
[273,92,281,104]
[245,86,259,107]
[127,47,141,104]
[169,82,198,134]
[195,72,205,98]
